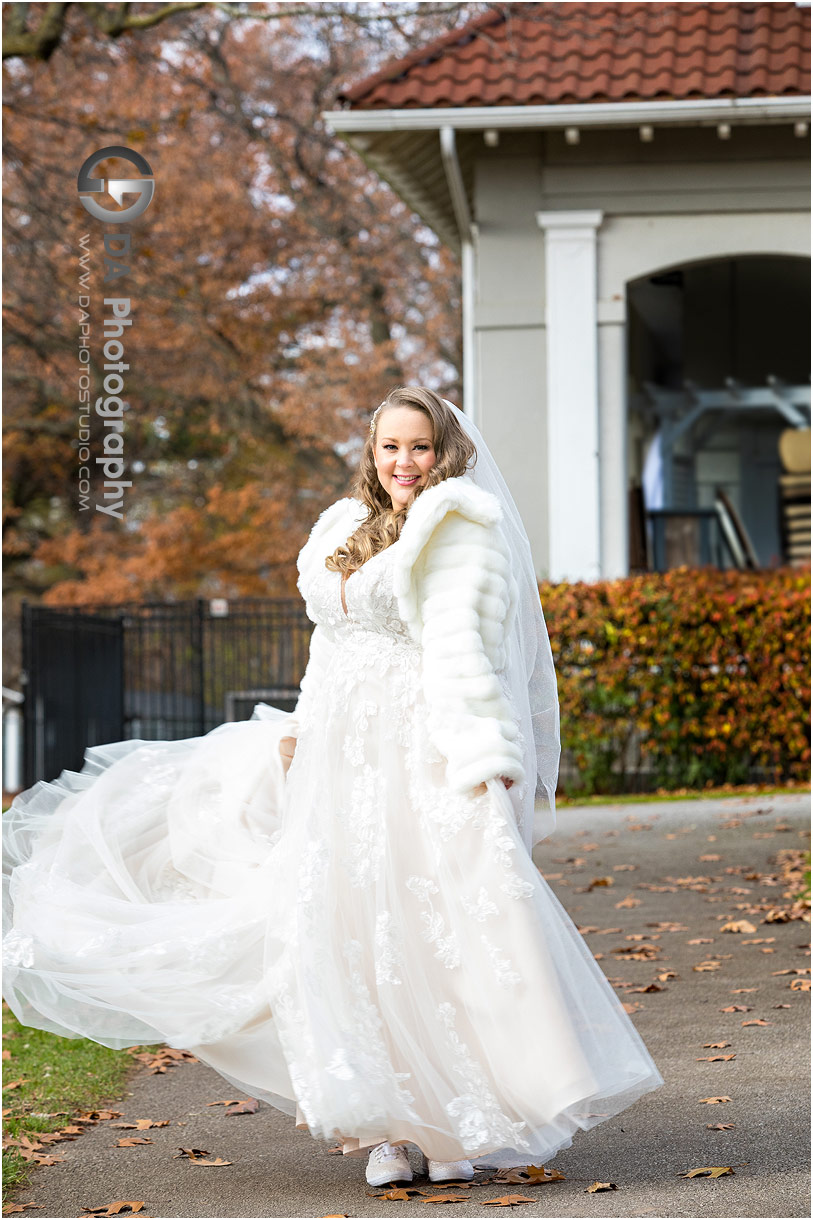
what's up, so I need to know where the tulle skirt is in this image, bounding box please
[3,688,664,1167]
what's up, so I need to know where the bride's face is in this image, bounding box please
[373,407,437,510]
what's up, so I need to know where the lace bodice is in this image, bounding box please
[298,542,416,650]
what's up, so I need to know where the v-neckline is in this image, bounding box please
[338,547,392,619]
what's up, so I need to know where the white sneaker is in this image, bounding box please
[365,1140,413,1187]
[427,1157,475,1183]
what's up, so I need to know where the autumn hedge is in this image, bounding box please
[540,565,811,795]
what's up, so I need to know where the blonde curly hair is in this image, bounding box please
[324,386,477,577]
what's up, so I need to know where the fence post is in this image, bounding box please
[192,598,206,737]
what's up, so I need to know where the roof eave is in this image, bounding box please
[323,95,811,134]
[324,94,811,257]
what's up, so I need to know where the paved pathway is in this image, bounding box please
[8,793,810,1218]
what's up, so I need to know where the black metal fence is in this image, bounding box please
[21,598,313,787]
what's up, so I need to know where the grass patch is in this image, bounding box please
[2,1002,158,1202]
[557,781,811,807]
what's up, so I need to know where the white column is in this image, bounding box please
[536,209,603,582]
[598,296,628,578]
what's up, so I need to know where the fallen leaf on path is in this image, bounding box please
[114,1139,152,1147]
[2,1205,44,1214]
[585,1182,618,1192]
[629,983,666,993]
[679,1166,734,1178]
[742,1019,772,1026]
[698,1097,732,1104]
[622,1001,643,1014]
[732,988,758,993]
[130,1048,197,1074]
[206,1099,244,1107]
[367,1187,426,1200]
[524,1166,564,1183]
[657,971,678,981]
[696,1055,736,1062]
[110,1121,168,1131]
[80,1205,145,1217]
[702,1042,731,1049]
[687,938,714,945]
[612,944,660,959]
[790,978,810,991]
[423,1183,472,1191]
[720,921,757,934]
[173,1146,233,1166]
[693,961,721,972]
[76,1111,122,1122]
[614,895,640,908]
[479,1195,536,1206]
[773,1003,792,1008]
[492,1166,563,1184]
[720,1005,751,1012]
[771,968,810,975]
[422,1194,471,1204]
[706,1123,735,1131]
[741,938,775,945]
[588,877,614,889]
[225,1098,259,1116]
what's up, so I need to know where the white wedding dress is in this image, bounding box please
[3,523,663,1167]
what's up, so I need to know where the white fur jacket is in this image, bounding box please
[291,475,525,795]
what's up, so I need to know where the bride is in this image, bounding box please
[3,386,663,1190]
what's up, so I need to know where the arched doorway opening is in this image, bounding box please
[626,254,810,569]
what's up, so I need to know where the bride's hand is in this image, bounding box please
[279,736,297,775]
[471,776,514,797]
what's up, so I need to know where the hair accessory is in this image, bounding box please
[368,400,387,438]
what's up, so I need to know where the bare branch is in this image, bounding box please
[3,2,70,61]
[79,1,208,36]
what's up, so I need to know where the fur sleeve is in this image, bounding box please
[409,500,525,794]
[291,496,363,735]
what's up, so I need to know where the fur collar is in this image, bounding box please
[298,476,502,607]
[397,474,502,555]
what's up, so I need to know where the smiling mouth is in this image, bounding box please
[394,475,420,485]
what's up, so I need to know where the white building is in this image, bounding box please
[324,2,811,581]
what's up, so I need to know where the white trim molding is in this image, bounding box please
[323,96,811,135]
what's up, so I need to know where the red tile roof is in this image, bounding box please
[337,2,810,109]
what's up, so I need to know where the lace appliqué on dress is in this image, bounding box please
[406,875,461,970]
[436,1000,531,1153]
[374,911,405,986]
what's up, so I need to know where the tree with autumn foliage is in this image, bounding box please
[2,1,484,682]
